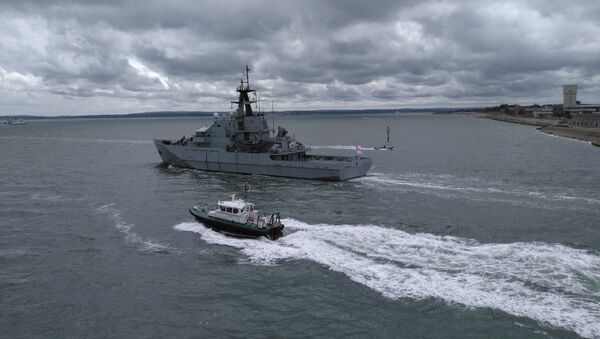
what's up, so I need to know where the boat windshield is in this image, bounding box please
[218,205,241,214]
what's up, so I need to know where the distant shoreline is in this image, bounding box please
[1,108,455,120]
[457,111,600,147]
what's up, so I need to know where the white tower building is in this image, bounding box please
[563,85,577,107]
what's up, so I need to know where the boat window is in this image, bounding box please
[233,208,239,214]
[220,206,225,211]
[226,207,232,213]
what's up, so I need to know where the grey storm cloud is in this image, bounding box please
[0,0,599,115]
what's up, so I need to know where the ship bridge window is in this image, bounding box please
[233,208,239,214]
[226,207,232,213]
[220,206,225,212]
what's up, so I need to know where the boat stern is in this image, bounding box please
[338,156,372,180]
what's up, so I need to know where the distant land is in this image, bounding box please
[2,108,460,120]
[442,104,600,146]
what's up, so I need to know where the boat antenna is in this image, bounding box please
[245,64,250,89]
[243,183,249,200]
[271,100,275,135]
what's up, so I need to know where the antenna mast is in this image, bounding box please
[245,64,250,89]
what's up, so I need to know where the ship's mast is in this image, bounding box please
[231,65,257,117]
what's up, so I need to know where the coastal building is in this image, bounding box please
[501,104,523,115]
[569,113,600,128]
[562,84,600,117]
[563,85,577,107]
[532,106,554,119]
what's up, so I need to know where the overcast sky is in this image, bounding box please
[1,0,599,116]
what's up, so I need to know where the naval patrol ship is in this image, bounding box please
[154,67,372,180]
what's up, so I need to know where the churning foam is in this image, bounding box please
[174,219,600,338]
[98,204,173,253]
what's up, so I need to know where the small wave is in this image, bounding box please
[174,218,600,338]
[30,192,62,201]
[0,248,33,258]
[537,130,595,145]
[98,204,174,253]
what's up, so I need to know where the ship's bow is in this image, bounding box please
[154,139,189,167]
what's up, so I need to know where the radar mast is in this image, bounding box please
[231,65,257,117]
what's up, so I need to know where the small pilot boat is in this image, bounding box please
[374,145,395,151]
[189,192,284,240]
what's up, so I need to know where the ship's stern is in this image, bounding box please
[338,156,372,180]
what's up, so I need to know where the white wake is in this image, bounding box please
[175,219,600,338]
[310,145,375,151]
[358,172,600,208]
[98,204,174,253]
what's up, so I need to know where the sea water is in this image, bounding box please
[1,114,599,338]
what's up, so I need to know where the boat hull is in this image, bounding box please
[189,208,284,240]
[155,140,372,181]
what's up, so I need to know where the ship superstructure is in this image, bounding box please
[154,66,372,180]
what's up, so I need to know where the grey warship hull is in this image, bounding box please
[155,140,372,180]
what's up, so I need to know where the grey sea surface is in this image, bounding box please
[1,114,599,338]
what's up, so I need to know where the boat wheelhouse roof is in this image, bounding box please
[195,126,210,133]
[218,199,254,210]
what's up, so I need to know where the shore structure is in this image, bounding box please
[154,66,372,180]
[563,84,600,129]
[456,84,600,146]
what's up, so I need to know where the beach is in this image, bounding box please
[461,112,600,146]
[540,125,600,146]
